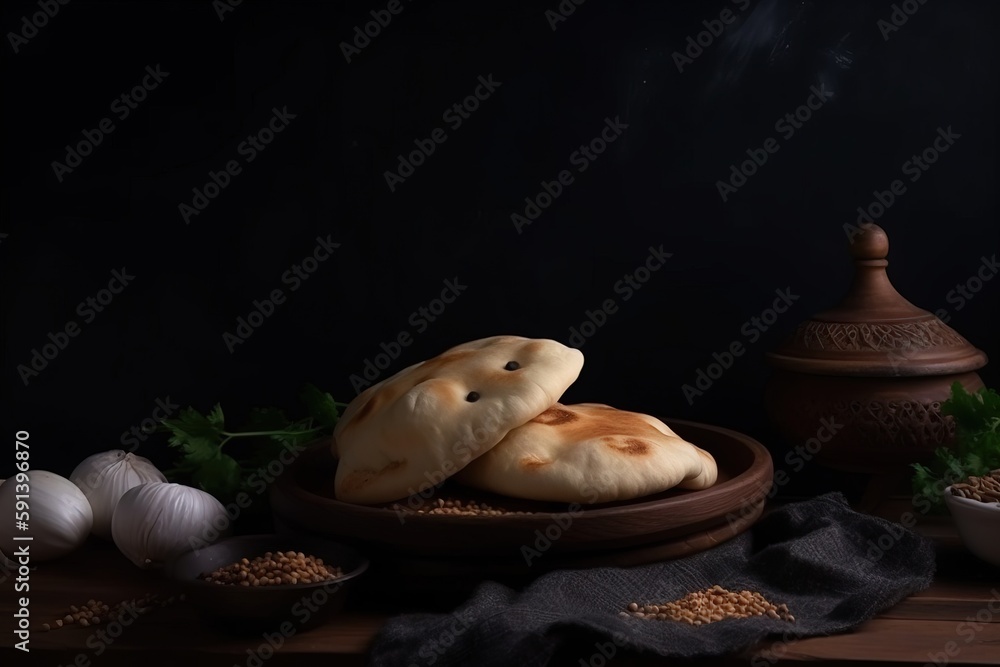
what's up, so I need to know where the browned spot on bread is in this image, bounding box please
[554,408,670,443]
[522,340,547,354]
[339,350,477,433]
[607,438,651,456]
[519,455,551,470]
[531,406,578,425]
[339,459,406,494]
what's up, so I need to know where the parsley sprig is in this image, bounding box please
[160,384,346,505]
[912,382,1000,511]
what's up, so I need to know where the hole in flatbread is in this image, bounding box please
[466,391,481,402]
[504,361,520,371]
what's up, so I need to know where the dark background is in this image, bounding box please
[2,0,997,497]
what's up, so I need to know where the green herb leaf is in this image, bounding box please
[192,453,243,499]
[160,386,343,515]
[911,383,1000,511]
[161,406,225,466]
[207,403,225,430]
[300,383,340,429]
[244,407,291,433]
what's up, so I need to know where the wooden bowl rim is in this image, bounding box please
[165,534,370,592]
[275,417,773,522]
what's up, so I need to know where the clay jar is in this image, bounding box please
[764,224,987,473]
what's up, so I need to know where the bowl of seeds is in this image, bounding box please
[944,469,1000,567]
[165,534,368,630]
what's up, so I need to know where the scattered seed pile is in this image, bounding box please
[621,586,795,625]
[950,469,1000,503]
[389,498,532,516]
[40,593,175,631]
[201,551,343,586]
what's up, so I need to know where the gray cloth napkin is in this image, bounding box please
[369,492,935,666]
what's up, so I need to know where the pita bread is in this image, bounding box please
[455,403,717,503]
[333,336,585,504]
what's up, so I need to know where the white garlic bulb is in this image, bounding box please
[70,450,166,539]
[0,471,93,563]
[112,482,229,568]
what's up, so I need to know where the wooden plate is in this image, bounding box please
[270,418,772,571]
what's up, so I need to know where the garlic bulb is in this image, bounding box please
[70,450,166,539]
[112,482,229,568]
[0,471,93,563]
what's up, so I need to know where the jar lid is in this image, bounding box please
[766,224,988,377]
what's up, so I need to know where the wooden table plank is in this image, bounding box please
[4,509,999,665]
[878,579,1000,622]
[759,618,1000,664]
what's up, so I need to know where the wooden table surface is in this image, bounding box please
[2,504,998,667]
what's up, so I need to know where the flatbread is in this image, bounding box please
[454,403,718,503]
[333,336,585,503]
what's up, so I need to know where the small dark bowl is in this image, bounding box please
[165,534,368,632]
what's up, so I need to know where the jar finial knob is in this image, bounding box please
[849,223,889,261]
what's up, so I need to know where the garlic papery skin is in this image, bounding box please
[0,471,93,562]
[70,450,166,539]
[112,482,229,569]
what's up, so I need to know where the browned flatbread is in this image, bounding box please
[455,403,717,503]
[332,336,584,504]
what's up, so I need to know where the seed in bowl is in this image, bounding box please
[200,551,344,586]
[950,469,1000,504]
[389,497,532,516]
[622,586,795,625]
